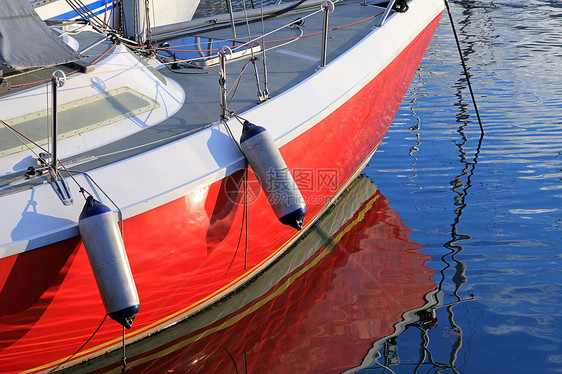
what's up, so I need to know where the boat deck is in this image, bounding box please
[0,0,389,189]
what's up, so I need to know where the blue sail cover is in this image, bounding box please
[0,0,80,68]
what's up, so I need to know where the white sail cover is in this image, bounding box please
[0,0,80,69]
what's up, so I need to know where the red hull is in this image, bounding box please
[0,14,440,373]
[91,178,436,373]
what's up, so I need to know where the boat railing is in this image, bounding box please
[150,0,398,72]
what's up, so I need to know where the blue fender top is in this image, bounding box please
[240,120,267,143]
[280,206,307,230]
[79,196,111,220]
[109,304,140,329]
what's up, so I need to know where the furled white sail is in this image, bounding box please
[1,0,80,68]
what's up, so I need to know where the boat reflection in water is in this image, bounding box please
[73,175,437,373]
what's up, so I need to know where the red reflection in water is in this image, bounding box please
[102,180,435,373]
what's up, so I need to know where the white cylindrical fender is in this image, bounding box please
[240,120,307,230]
[78,196,139,328]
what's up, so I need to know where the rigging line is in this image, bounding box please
[0,119,48,158]
[46,81,51,156]
[0,122,42,160]
[436,1,485,299]
[66,0,105,29]
[183,89,217,122]
[260,0,268,94]
[0,118,93,199]
[51,156,93,199]
[47,314,108,373]
[104,0,109,27]
[71,0,111,29]
[91,40,119,63]
[163,0,312,40]
[231,7,323,51]
[227,59,254,106]
[231,5,379,50]
[65,0,93,25]
[131,5,374,56]
[240,0,265,101]
[66,126,202,161]
[444,0,484,135]
[223,107,249,125]
[145,0,152,46]
[260,11,379,49]
[154,53,209,75]
[241,0,254,41]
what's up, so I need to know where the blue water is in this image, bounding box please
[362,1,562,372]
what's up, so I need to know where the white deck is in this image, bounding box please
[0,0,443,258]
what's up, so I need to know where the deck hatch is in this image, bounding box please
[0,87,159,156]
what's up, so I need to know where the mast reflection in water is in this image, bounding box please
[73,175,437,373]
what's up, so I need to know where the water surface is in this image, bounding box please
[362,1,562,372]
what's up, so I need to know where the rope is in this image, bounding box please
[0,36,116,199]
[47,314,108,373]
[227,59,254,105]
[71,170,125,237]
[0,118,93,200]
[444,0,484,135]
[10,42,117,89]
[260,0,269,95]
[225,165,247,275]
[65,0,111,30]
[225,347,240,374]
[0,119,43,160]
[220,107,250,274]
[123,9,381,55]
[121,325,127,373]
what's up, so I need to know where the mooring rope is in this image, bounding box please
[121,325,127,373]
[220,107,251,274]
[444,0,484,135]
[47,314,108,373]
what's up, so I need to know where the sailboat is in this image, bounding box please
[0,0,443,372]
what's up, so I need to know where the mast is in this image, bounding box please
[118,0,149,44]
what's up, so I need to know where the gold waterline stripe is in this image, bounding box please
[107,193,381,372]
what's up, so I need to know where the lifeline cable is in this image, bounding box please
[444,0,484,135]
[0,118,93,200]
